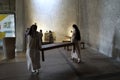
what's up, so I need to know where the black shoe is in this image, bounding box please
[36,72,39,75]
[31,70,37,75]
[36,70,39,75]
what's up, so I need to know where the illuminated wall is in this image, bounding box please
[24,0,79,41]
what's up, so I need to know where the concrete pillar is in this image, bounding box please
[15,0,25,52]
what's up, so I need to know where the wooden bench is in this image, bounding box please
[40,42,73,61]
[62,40,85,49]
[40,41,85,61]
[80,42,85,49]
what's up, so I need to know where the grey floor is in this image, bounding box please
[0,47,120,80]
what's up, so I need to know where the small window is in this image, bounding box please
[0,14,15,46]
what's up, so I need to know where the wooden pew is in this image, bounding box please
[40,42,73,61]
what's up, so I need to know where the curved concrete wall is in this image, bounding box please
[80,0,120,60]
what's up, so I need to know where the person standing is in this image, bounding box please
[25,28,30,38]
[39,29,43,44]
[26,24,41,75]
[71,24,81,63]
[49,30,54,43]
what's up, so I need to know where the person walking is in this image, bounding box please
[71,24,81,63]
[26,24,41,75]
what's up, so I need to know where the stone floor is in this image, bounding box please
[0,47,120,80]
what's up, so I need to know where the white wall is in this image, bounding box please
[24,0,79,42]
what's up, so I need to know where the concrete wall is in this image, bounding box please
[0,0,15,12]
[15,0,120,61]
[24,0,79,42]
[80,0,120,60]
[16,0,25,51]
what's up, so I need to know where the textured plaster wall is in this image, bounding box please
[16,0,120,60]
[24,0,79,42]
[16,0,25,51]
[80,0,120,60]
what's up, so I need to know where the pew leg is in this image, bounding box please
[42,50,45,61]
[81,42,85,49]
